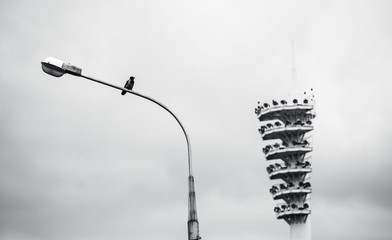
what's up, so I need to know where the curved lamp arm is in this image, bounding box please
[81,74,194,177]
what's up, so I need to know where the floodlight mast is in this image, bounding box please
[254,42,315,240]
[41,57,201,240]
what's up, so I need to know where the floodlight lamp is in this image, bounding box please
[41,57,82,77]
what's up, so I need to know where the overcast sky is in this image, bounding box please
[1,0,392,240]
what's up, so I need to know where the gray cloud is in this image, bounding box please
[1,0,392,240]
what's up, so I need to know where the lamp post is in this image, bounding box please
[41,57,201,240]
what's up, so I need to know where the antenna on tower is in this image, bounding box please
[291,40,296,71]
[289,40,300,99]
[291,40,298,91]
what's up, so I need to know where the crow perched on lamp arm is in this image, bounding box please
[121,76,135,95]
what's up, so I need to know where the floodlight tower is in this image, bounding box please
[254,42,315,240]
[254,94,315,240]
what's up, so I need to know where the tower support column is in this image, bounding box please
[290,218,311,240]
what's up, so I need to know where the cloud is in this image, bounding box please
[1,0,392,240]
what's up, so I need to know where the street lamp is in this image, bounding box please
[41,57,201,240]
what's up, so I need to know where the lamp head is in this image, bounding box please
[41,57,82,77]
[41,57,65,77]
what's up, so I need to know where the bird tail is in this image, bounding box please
[121,90,127,95]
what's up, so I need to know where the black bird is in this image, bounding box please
[121,76,135,95]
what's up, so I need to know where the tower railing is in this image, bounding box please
[263,146,313,160]
[255,100,314,116]
[267,162,312,174]
[274,202,311,217]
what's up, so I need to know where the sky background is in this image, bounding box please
[1,0,392,240]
